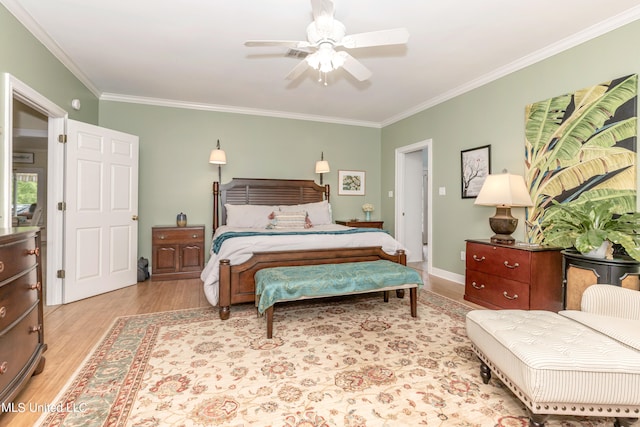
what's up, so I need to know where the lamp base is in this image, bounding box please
[488,207,518,245]
[490,234,516,245]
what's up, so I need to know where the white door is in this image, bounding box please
[403,150,424,262]
[63,119,139,303]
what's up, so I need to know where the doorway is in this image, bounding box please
[2,74,66,306]
[395,139,432,269]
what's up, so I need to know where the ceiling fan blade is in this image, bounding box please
[245,40,311,48]
[285,59,310,81]
[339,52,372,82]
[340,28,409,49]
[311,0,335,20]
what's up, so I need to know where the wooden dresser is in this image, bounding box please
[0,227,46,406]
[151,225,205,280]
[464,239,563,311]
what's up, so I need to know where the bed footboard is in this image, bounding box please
[217,246,407,320]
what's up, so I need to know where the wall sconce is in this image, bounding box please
[474,173,533,244]
[315,151,330,185]
[209,139,227,183]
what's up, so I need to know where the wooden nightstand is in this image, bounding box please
[151,225,205,281]
[335,220,384,229]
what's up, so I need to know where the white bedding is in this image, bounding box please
[200,224,408,306]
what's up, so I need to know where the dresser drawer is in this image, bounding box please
[152,227,204,245]
[466,242,530,283]
[0,267,39,332]
[0,237,38,282]
[465,270,530,309]
[0,306,41,393]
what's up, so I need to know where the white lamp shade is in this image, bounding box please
[474,173,533,207]
[209,149,227,165]
[315,160,330,174]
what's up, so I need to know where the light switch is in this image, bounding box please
[438,187,446,196]
[388,191,393,198]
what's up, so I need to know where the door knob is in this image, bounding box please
[132,215,139,221]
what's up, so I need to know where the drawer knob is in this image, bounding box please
[0,261,3,273]
[503,291,519,300]
[28,282,42,291]
[471,282,485,290]
[0,362,7,375]
[29,324,42,333]
[472,255,485,262]
[26,248,40,256]
[159,235,166,240]
[192,234,198,238]
[0,306,5,318]
[503,261,520,269]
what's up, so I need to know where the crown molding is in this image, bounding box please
[382,5,640,127]
[99,93,381,128]
[1,0,101,97]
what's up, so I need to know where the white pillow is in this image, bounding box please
[271,211,311,229]
[279,200,332,225]
[224,204,275,228]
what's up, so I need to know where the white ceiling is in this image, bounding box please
[3,0,640,127]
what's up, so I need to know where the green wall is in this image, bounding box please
[381,19,640,279]
[98,101,381,259]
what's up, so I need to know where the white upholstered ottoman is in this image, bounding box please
[466,309,640,426]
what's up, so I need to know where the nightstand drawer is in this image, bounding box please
[466,242,530,283]
[465,270,530,310]
[152,227,204,245]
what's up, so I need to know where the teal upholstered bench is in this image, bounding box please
[255,260,424,338]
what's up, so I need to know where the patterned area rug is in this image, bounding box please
[38,290,613,426]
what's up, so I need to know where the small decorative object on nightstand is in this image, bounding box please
[152,225,204,280]
[362,203,374,221]
[176,212,187,227]
[335,219,383,229]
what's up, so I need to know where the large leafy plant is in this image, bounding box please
[541,199,640,261]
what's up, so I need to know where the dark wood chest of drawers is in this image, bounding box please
[0,227,46,406]
[464,239,563,311]
[151,225,205,281]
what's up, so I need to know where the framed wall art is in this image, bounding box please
[461,144,491,198]
[13,152,34,164]
[338,170,365,195]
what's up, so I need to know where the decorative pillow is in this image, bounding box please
[279,200,332,225]
[225,204,276,228]
[269,211,312,229]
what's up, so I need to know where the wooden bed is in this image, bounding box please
[212,178,407,320]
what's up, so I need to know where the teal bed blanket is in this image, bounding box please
[254,260,423,314]
[212,228,388,254]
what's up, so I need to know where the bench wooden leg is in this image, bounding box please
[266,306,274,339]
[383,291,390,302]
[410,287,417,317]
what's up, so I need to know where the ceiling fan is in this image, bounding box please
[244,0,409,84]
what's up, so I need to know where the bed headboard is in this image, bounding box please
[212,178,330,231]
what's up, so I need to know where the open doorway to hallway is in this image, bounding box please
[395,139,432,271]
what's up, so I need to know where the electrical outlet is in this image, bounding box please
[460,251,466,261]
[438,187,446,196]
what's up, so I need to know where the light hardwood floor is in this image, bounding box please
[3,265,475,426]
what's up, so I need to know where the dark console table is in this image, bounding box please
[562,250,640,310]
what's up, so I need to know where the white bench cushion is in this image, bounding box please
[466,309,640,405]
